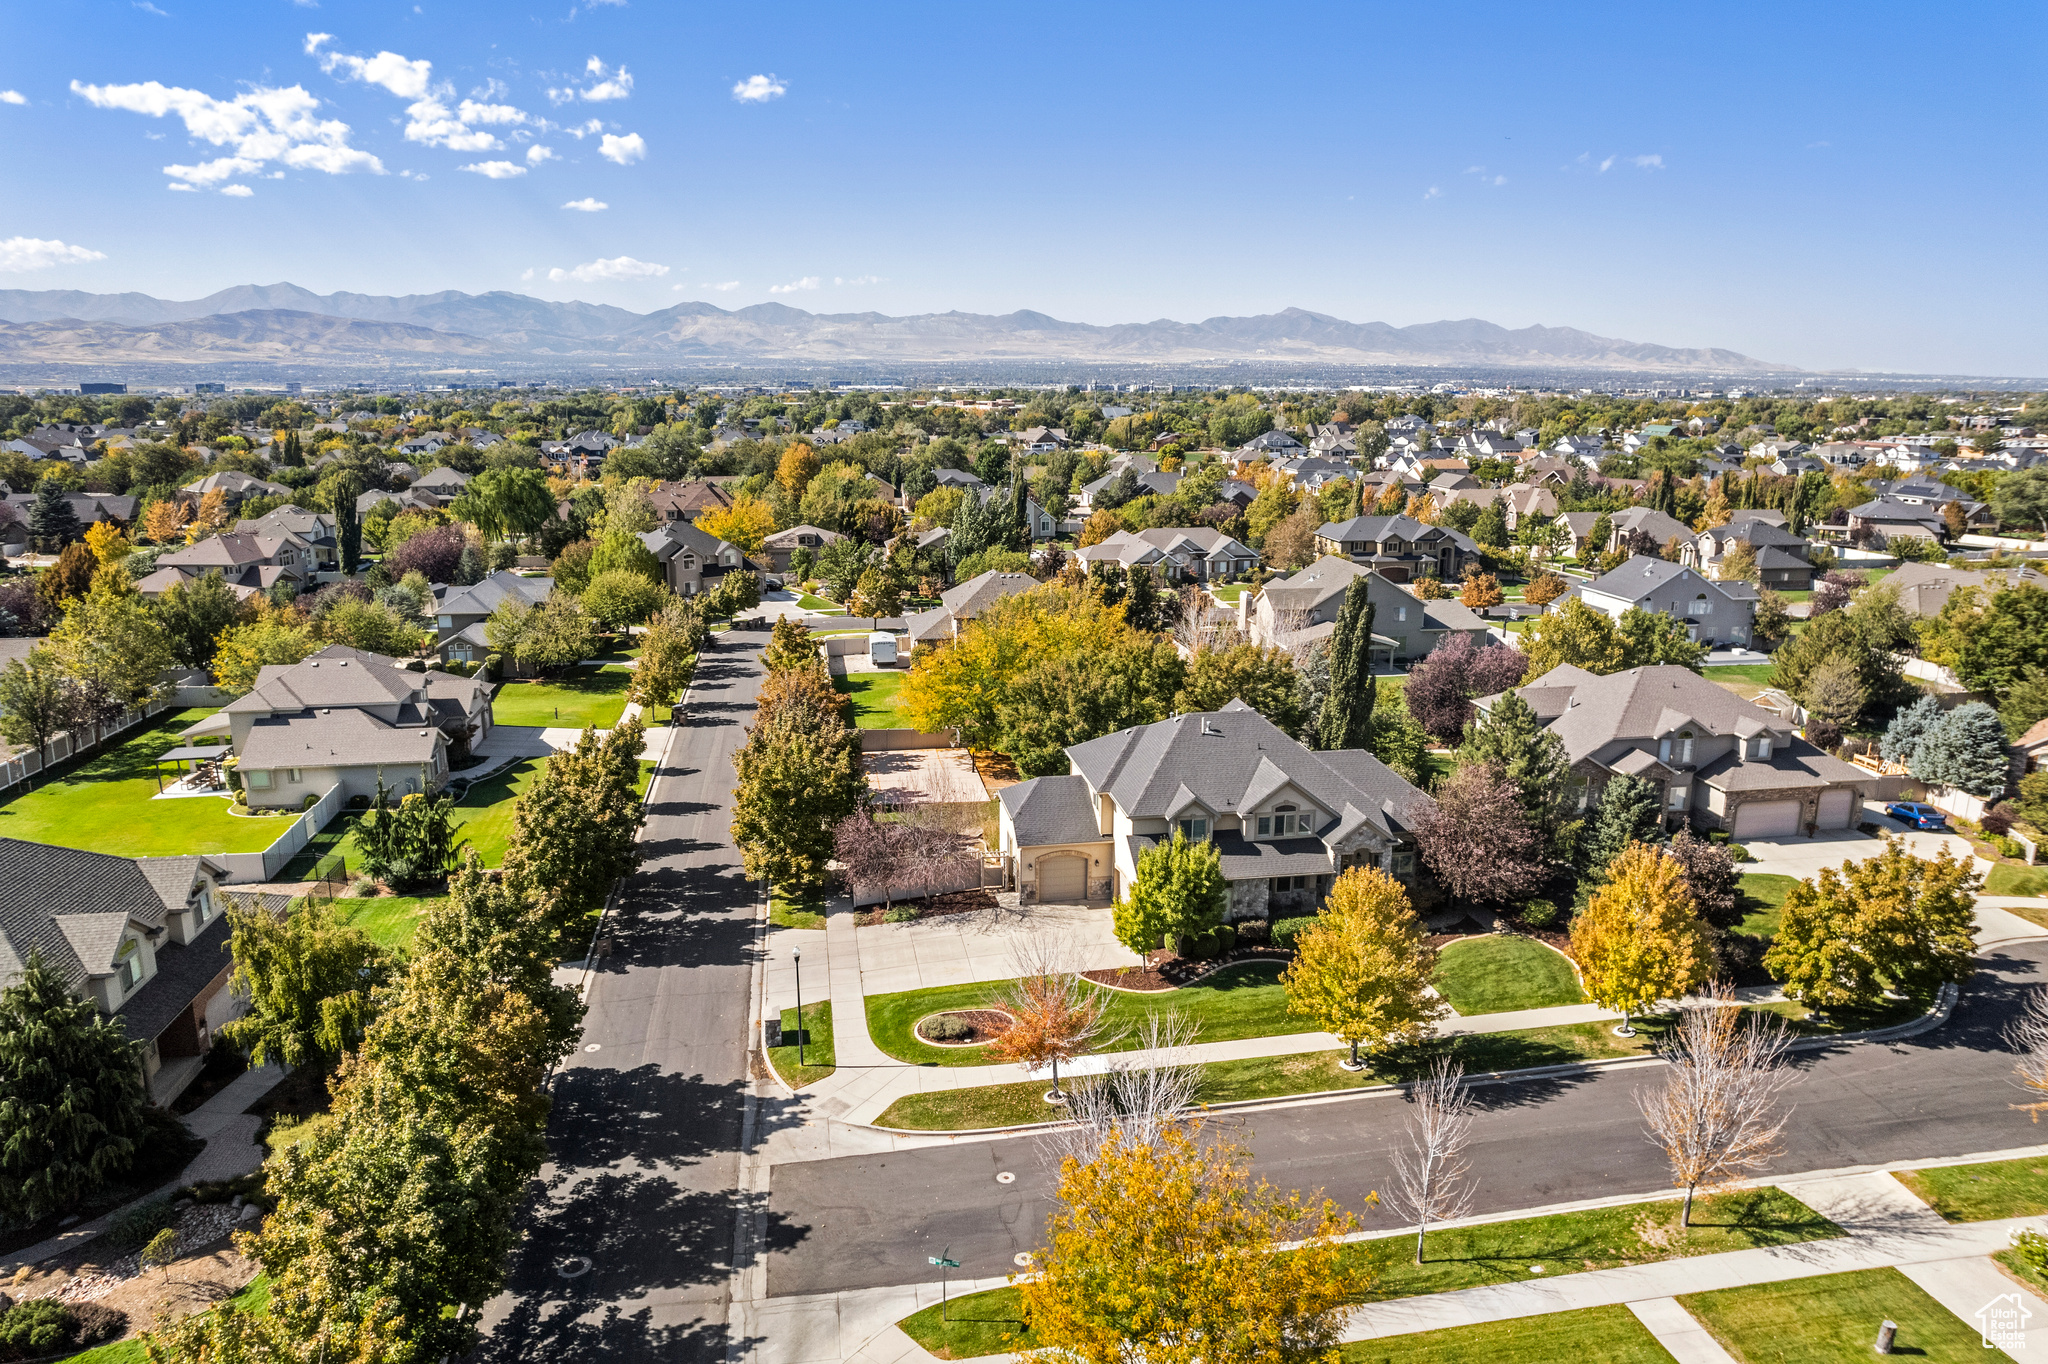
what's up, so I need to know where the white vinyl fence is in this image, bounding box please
[212,781,348,885]
[0,696,175,796]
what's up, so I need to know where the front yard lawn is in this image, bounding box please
[491,664,634,729]
[1680,1267,1989,1362]
[1704,664,1777,684]
[1431,935,1583,1014]
[833,669,913,729]
[898,1285,1034,1359]
[1343,1305,1676,1363]
[1986,862,2048,897]
[1892,1156,2048,1222]
[770,889,826,930]
[0,709,284,858]
[1735,873,1798,939]
[796,592,842,612]
[769,1002,835,1088]
[865,960,1292,1068]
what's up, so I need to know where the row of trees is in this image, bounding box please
[731,619,868,890]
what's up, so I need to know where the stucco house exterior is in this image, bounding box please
[137,531,314,599]
[1478,664,1870,838]
[1246,556,1487,668]
[997,700,1433,920]
[762,524,845,572]
[433,569,553,664]
[1576,556,1757,648]
[0,840,252,1101]
[1313,514,1480,584]
[1687,512,1817,591]
[1076,528,1257,583]
[639,520,752,597]
[903,570,1037,646]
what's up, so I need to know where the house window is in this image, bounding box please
[1753,737,1771,759]
[247,769,272,789]
[1393,852,1415,876]
[1668,786,1688,810]
[1696,593,1712,614]
[196,889,214,924]
[116,939,142,992]
[1178,817,1209,840]
[1272,875,1305,893]
[1397,606,1408,622]
[1259,803,1306,837]
[288,768,302,783]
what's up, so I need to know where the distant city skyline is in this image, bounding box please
[1,0,2043,376]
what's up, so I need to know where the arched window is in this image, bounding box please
[1259,803,1303,837]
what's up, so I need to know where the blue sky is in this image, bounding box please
[1,0,2043,376]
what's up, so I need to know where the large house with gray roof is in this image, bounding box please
[136,531,314,600]
[1246,556,1486,667]
[639,519,752,598]
[1576,556,1757,648]
[904,570,1038,646]
[1075,528,1256,583]
[1686,512,1816,591]
[433,569,553,665]
[1313,514,1479,585]
[183,645,489,809]
[1478,664,1869,838]
[997,700,1433,920]
[0,839,246,1101]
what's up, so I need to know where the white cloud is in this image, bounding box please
[1423,185,1441,200]
[1631,154,1664,170]
[309,37,433,99]
[834,275,881,286]
[702,280,740,291]
[461,159,526,178]
[0,91,25,105]
[0,237,108,271]
[731,74,786,103]
[168,182,197,192]
[220,183,254,197]
[561,197,607,211]
[1598,155,1615,173]
[564,118,604,139]
[133,1,169,15]
[581,58,633,101]
[527,144,556,165]
[520,267,535,280]
[598,131,645,164]
[770,276,819,293]
[547,255,668,282]
[71,77,383,190]
[404,97,501,151]
[312,35,535,155]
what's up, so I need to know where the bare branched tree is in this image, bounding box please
[1385,1057,1477,1264]
[1171,584,1216,655]
[2007,986,2048,1122]
[986,933,1116,1101]
[1636,982,1795,1226]
[898,804,974,903]
[1044,1009,1203,1165]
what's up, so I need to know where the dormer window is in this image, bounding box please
[1177,816,1209,840]
[1258,803,1307,837]
[116,939,143,992]
[1753,736,1772,759]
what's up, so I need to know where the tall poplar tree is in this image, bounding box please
[1316,577,1377,751]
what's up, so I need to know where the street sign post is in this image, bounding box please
[928,1247,962,1322]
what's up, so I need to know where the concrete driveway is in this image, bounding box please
[1739,799,1986,882]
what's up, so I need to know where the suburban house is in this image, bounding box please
[5,490,137,539]
[647,479,734,525]
[188,645,492,807]
[1502,484,1560,529]
[1551,434,1607,466]
[1076,528,1257,583]
[997,700,1433,919]
[136,532,313,599]
[407,467,472,506]
[181,470,293,507]
[762,524,845,572]
[1840,496,1953,544]
[1560,511,1605,559]
[1576,556,1757,648]
[357,487,443,518]
[433,569,553,665]
[639,520,752,597]
[1478,664,1870,838]
[1688,513,1817,591]
[1016,426,1070,454]
[1609,506,1696,556]
[1246,556,1487,667]
[1313,514,1480,584]
[1077,468,1181,513]
[903,570,1037,646]
[0,839,252,1102]
[235,505,339,572]
[1882,560,2046,618]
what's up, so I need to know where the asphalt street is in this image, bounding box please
[766,939,2048,1298]
[479,626,769,1363]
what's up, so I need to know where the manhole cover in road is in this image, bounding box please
[557,1256,593,1279]
[1014,1253,1034,1268]
[995,1172,1015,1184]
[584,1043,602,1052]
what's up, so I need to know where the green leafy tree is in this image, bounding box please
[1316,578,1377,752]
[2002,668,2048,742]
[1800,654,1869,732]
[451,467,554,544]
[1616,605,1708,672]
[1519,597,1626,676]
[326,471,364,574]
[1579,774,1665,878]
[1282,867,1444,1067]
[763,615,822,674]
[0,648,79,780]
[1173,643,1304,735]
[1993,466,2048,535]
[353,785,464,889]
[1953,584,2048,694]
[1769,584,1915,713]
[1369,690,1432,786]
[1471,500,1509,549]
[1460,690,1577,861]
[486,591,594,675]
[997,636,1185,776]
[1764,838,1978,1010]
[580,568,668,629]
[46,571,173,718]
[504,718,650,929]
[629,597,704,710]
[212,602,320,693]
[730,703,864,892]
[155,568,244,670]
[0,959,149,1223]
[1752,588,1792,644]
[1586,511,1614,561]
[320,598,424,657]
[1112,831,1227,956]
[1911,701,2009,798]
[222,898,387,1069]
[586,528,663,585]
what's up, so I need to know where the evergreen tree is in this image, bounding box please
[1124,563,1158,633]
[1579,774,1664,877]
[949,488,988,568]
[1317,577,1378,752]
[27,481,81,550]
[0,959,149,1223]
[1460,689,1577,860]
[329,472,365,575]
[1911,702,2009,798]
[1586,511,1614,560]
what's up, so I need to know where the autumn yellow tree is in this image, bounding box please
[983,936,1110,1101]
[1373,482,1406,514]
[697,494,775,556]
[1524,571,1570,609]
[1570,842,1715,1035]
[900,581,1126,747]
[1078,508,1125,548]
[776,441,821,506]
[141,498,190,545]
[84,520,132,573]
[186,488,230,543]
[1458,572,1504,611]
[1404,493,1440,525]
[1282,867,1444,1070]
[1019,1122,1361,1364]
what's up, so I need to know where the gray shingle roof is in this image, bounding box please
[226,645,422,715]
[437,569,552,621]
[939,571,1036,618]
[998,775,1102,847]
[239,707,446,769]
[1316,514,1479,552]
[1695,741,1866,793]
[1515,665,1794,766]
[0,838,196,991]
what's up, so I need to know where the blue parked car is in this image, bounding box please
[1885,801,1948,830]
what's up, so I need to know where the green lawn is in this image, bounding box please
[0,709,287,858]
[1892,1156,2048,1222]
[1986,862,2048,897]
[1735,873,1799,939]
[491,664,635,729]
[1680,1267,1994,1362]
[864,961,1293,1068]
[833,669,913,729]
[1431,935,1584,1015]
[1209,583,1247,603]
[1343,1305,1677,1363]
[769,1002,835,1088]
[1704,664,1778,684]
[59,1275,272,1362]
[337,893,442,953]
[898,1285,1034,1359]
[770,889,826,930]
[796,592,842,611]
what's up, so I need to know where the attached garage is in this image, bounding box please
[1816,789,1858,830]
[1035,855,1088,903]
[1733,799,1803,839]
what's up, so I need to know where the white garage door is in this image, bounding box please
[1816,789,1857,830]
[1734,800,1803,839]
[1037,857,1087,902]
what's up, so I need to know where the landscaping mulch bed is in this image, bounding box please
[915,1009,1014,1045]
[1087,947,1292,993]
[854,886,1001,928]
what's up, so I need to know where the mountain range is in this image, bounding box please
[0,283,1794,373]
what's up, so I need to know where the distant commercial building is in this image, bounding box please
[80,382,127,395]
[192,382,226,394]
